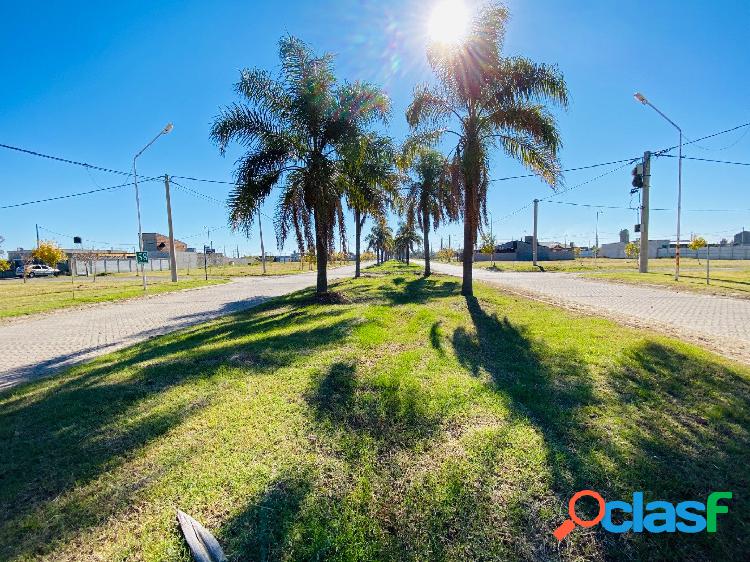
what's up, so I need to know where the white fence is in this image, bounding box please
[70,252,202,276]
[656,246,750,260]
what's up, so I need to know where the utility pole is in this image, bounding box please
[532,199,539,266]
[164,174,178,282]
[489,211,495,267]
[258,209,266,274]
[204,227,209,281]
[595,210,602,266]
[633,93,682,281]
[35,224,40,247]
[639,151,651,273]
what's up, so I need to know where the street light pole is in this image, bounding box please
[634,93,683,280]
[133,122,173,291]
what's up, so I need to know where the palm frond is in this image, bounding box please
[497,132,562,187]
[405,85,452,129]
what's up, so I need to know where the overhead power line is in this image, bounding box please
[38,225,135,248]
[170,179,275,222]
[657,154,750,166]
[653,121,750,156]
[2,120,749,211]
[0,143,132,176]
[170,179,227,206]
[0,177,161,209]
[489,157,638,183]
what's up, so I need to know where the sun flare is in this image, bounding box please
[427,0,470,45]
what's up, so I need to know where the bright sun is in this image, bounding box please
[428,0,470,45]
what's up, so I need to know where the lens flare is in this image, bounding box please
[427,0,470,45]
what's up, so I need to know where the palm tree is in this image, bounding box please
[365,222,393,265]
[211,35,389,295]
[400,146,461,276]
[406,3,568,295]
[339,132,398,277]
[394,222,422,265]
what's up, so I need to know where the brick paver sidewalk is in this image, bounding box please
[0,266,359,390]
[429,261,750,362]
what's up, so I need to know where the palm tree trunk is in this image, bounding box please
[354,208,362,278]
[462,212,473,296]
[314,208,328,294]
[462,136,479,296]
[422,207,431,277]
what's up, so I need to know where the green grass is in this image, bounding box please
[587,269,750,299]
[0,277,226,318]
[470,257,750,298]
[1,262,748,560]
[115,260,351,279]
[472,256,750,274]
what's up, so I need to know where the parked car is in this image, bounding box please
[15,264,61,278]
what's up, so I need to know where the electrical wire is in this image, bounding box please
[2,120,748,213]
[0,143,132,176]
[653,122,750,156]
[489,157,638,183]
[0,177,161,209]
[37,225,135,249]
[657,154,750,166]
[170,179,276,222]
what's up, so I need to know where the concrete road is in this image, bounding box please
[428,261,750,363]
[0,265,361,390]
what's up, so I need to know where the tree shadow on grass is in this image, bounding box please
[598,341,750,560]
[0,294,356,560]
[307,360,444,455]
[219,473,313,562]
[452,294,750,560]
[350,275,460,306]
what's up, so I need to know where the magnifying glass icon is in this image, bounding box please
[553,490,606,541]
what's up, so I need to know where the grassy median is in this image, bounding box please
[586,268,750,299]
[471,258,750,299]
[0,277,226,319]
[1,262,747,560]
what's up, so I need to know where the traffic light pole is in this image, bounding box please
[639,151,651,273]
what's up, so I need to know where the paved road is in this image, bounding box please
[0,266,360,390]
[429,261,750,361]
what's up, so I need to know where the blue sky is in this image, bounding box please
[1,0,749,256]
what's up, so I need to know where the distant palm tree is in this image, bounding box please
[339,132,399,277]
[400,146,461,276]
[211,35,389,295]
[406,3,568,295]
[365,222,393,265]
[394,222,422,265]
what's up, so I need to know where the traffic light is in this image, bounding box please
[632,163,644,188]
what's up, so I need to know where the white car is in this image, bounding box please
[16,264,61,278]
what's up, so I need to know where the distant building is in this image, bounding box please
[600,239,670,259]
[475,238,573,261]
[619,229,630,243]
[141,232,187,254]
[734,229,750,245]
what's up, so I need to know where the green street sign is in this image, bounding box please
[136,251,149,264]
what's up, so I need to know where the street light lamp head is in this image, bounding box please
[163,123,174,134]
[634,92,648,104]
